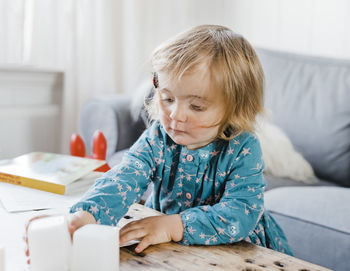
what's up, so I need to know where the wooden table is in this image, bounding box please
[0,200,331,271]
[120,204,331,271]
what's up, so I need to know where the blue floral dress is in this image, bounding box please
[71,121,292,255]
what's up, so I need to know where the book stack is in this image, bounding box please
[0,152,106,195]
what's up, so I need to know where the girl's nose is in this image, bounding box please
[169,104,187,122]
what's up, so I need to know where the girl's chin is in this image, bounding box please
[168,134,189,146]
[166,130,190,145]
[167,134,204,149]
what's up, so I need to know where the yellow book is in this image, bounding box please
[0,152,106,195]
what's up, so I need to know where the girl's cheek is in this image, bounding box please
[159,107,170,120]
[158,102,170,116]
[185,117,203,129]
[189,115,217,129]
[159,112,170,126]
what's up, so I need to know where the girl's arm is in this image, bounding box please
[179,136,265,245]
[69,124,159,226]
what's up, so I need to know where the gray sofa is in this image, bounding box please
[80,48,350,271]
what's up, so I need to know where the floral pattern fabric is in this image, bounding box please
[70,122,292,255]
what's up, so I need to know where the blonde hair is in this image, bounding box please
[148,24,265,140]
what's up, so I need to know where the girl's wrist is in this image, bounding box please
[169,214,184,242]
[74,210,97,224]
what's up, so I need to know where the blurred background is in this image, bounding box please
[0,0,349,159]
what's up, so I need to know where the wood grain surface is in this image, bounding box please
[119,204,332,271]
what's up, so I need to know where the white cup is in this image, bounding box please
[71,224,119,271]
[27,215,72,271]
[0,245,5,271]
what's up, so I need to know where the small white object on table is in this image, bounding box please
[72,224,119,271]
[27,217,120,271]
[0,245,5,271]
[27,216,72,271]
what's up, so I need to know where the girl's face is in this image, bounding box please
[157,68,225,150]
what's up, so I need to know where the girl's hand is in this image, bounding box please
[66,210,97,235]
[24,211,96,265]
[119,214,184,253]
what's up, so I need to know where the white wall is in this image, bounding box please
[228,0,350,59]
[120,0,238,93]
[122,0,350,96]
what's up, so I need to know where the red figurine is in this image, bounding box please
[70,130,111,172]
[70,134,85,157]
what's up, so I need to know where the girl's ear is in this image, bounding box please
[153,72,159,88]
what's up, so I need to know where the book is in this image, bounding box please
[0,172,103,212]
[0,152,106,195]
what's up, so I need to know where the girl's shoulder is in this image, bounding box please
[214,132,263,172]
[230,131,260,146]
[219,131,262,157]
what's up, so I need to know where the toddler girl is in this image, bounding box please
[28,25,292,257]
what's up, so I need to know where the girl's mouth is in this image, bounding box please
[169,127,186,134]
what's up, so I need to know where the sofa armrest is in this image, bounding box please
[80,94,146,162]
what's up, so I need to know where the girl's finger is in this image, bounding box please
[119,219,145,236]
[67,216,80,235]
[119,228,147,246]
[24,244,29,257]
[135,235,153,253]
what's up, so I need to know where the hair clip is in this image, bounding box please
[153,72,159,88]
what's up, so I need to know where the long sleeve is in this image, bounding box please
[70,125,159,226]
[179,136,266,245]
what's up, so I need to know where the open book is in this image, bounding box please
[0,152,106,195]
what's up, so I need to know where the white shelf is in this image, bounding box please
[0,67,64,159]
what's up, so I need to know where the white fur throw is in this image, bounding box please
[255,117,317,183]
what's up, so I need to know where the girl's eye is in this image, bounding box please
[190,104,204,111]
[161,98,174,103]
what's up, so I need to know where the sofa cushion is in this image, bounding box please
[257,48,350,187]
[265,186,350,271]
